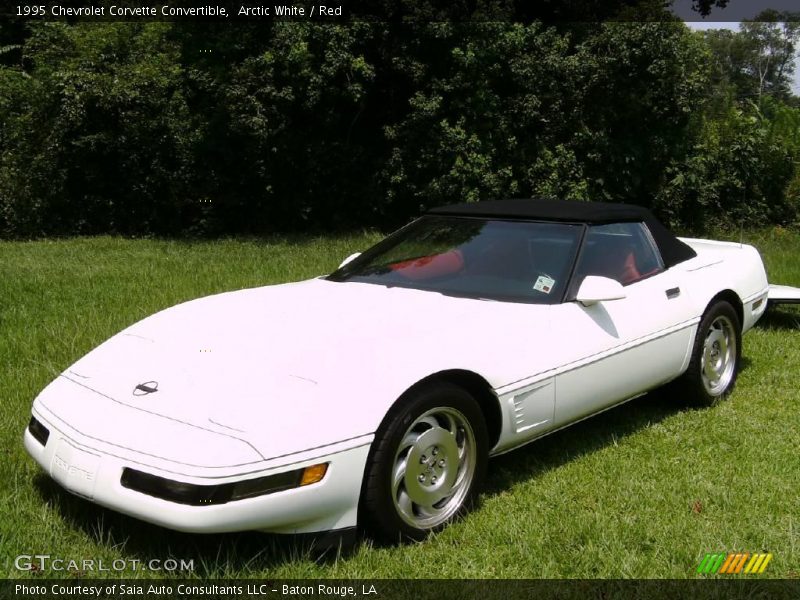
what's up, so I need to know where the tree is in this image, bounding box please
[0,23,196,236]
[740,12,800,104]
[1,13,797,237]
[704,11,800,106]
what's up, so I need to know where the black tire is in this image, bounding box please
[359,381,488,543]
[678,300,742,407]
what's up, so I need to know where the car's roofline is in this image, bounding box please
[426,200,697,268]
[427,198,651,224]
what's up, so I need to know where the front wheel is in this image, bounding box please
[359,381,488,542]
[679,300,742,406]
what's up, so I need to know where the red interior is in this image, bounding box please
[389,250,465,280]
[620,252,641,284]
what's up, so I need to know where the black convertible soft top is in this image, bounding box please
[428,198,697,268]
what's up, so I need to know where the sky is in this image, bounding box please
[671,0,800,21]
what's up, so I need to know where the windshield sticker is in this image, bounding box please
[533,275,555,294]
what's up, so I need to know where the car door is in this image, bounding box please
[550,222,696,427]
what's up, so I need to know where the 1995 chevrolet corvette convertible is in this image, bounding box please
[24,199,800,542]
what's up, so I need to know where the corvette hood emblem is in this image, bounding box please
[133,381,159,396]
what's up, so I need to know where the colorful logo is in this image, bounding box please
[697,552,772,574]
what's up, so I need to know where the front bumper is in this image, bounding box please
[24,409,372,535]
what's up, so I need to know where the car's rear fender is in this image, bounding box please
[677,238,769,333]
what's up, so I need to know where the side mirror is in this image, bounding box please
[575,276,626,306]
[338,252,361,269]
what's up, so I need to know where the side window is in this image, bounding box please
[575,222,664,286]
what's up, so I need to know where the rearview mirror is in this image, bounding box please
[575,276,626,306]
[339,252,361,269]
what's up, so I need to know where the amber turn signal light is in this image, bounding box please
[300,463,328,486]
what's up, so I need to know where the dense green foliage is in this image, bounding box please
[1,12,800,237]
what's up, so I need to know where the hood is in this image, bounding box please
[53,278,551,460]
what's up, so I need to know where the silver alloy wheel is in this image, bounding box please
[391,407,476,530]
[701,315,737,396]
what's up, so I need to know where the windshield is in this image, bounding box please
[328,216,583,303]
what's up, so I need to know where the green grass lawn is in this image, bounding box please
[1,229,798,579]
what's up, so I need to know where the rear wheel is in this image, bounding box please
[680,300,741,406]
[360,381,488,542]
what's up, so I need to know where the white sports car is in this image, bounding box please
[24,199,799,543]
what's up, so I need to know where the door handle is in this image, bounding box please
[665,287,681,299]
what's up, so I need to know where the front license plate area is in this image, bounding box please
[50,439,100,499]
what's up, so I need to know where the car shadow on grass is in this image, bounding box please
[480,352,756,498]
[31,474,347,575]
[481,387,689,497]
[757,306,800,331]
